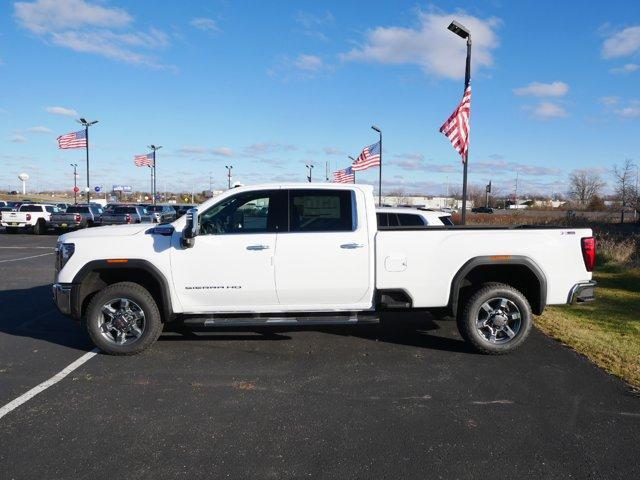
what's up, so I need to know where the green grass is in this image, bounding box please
[536,265,640,389]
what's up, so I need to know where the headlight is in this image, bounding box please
[55,242,75,270]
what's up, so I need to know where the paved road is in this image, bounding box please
[0,233,638,479]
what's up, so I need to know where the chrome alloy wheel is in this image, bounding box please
[98,298,146,346]
[475,297,522,344]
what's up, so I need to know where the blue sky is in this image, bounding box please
[1,0,639,196]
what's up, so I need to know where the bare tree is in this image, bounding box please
[612,159,637,223]
[568,169,605,207]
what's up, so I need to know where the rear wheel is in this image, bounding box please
[457,282,532,355]
[33,219,46,235]
[86,282,163,355]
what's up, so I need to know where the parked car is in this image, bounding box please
[376,207,453,227]
[0,201,7,208]
[472,206,494,214]
[146,205,177,223]
[50,204,103,231]
[101,205,153,225]
[1,203,59,234]
[56,203,71,212]
[52,183,596,356]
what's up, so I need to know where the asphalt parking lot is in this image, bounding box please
[0,231,639,479]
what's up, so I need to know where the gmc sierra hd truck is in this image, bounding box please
[52,184,597,355]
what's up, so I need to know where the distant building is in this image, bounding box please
[380,196,473,210]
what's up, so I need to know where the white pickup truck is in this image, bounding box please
[2,203,58,234]
[52,184,597,355]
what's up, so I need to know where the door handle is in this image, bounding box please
[340,243,365,249]
[247,244,270,250]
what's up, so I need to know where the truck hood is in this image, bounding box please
[58,223,150,241]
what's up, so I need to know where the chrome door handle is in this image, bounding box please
[247,244,270,250]
[340,243,365,249]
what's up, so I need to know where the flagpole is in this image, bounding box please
[461,36,471,224]
[371,125,382,206]
[77,118,98,204]
[148,145,162,204]
[349,156,356,184]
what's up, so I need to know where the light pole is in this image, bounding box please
[148,145,162,204]
[225,165,233,189]
[371,125,382,205]
[209,172,213,193]
[77,118,98,203]
[447,20,471,224]
[348,156,357,183]
[306,164,314,183]
[70,163,78,204]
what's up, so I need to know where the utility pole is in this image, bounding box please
[77,118,98,203]
[514,170,519,207]
[209,172,213,193]
[306,164,314,183]
[70,163,78,204]
[225,165,233,189]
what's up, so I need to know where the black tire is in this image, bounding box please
[457,282,532,355]
[33,219,45,235]
[86,282,163,355]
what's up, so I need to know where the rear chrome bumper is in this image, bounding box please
[52,283,73,315]
[568,281,597,304]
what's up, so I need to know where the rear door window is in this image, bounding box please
[289,190,354,232]
[19,205,42,212]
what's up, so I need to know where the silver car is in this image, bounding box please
[101,205,153,225]
[146,205,178,223]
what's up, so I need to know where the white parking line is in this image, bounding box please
[0,247,55,250]
[0,252,54,263]
[0,348,99,420]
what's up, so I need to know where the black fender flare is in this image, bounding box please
[448,255,547,315]
[71,259,174,322]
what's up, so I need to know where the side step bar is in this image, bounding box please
[180,312,379,327]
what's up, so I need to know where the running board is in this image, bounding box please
[180,312,379,327]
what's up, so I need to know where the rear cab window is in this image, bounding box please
[397,213,425,227]
[289,189,355,232]
[19,205,43,212]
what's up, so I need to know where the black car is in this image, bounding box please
[472,206,494,214]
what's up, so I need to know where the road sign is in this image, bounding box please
[112,185,133,193]
[94,186,101,192]
[73,186,80,193]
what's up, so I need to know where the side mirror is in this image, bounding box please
[181,208,199,248]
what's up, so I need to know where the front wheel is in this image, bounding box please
[457,282,532,355]
[85,282,163,355]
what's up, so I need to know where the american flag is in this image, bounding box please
[440,86,471,163]
[134,153,154,167]
[351,141,381,171]
[333,166,355,183]
[57,130,87,149]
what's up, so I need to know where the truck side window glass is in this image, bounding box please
[397,214,424,226]
[388,213,400,227]
[199,190,284,235]
[376,213,388,227]
[289,190,353,232]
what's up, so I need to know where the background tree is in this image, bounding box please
[568,169,605,207]
[612,159,637,223]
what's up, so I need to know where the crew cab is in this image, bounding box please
[52,184,597,355]
[2,203,59,234]
[50,204,103,231]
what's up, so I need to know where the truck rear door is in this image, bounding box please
[274,188,373,309]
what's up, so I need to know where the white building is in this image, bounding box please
[380,196,473,210]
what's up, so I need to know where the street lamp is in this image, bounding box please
[371,125,382,206]
[225,165,233,189]
[70,163,78,204]
[148,145,162,204]
[77,118,98,203]
[447,20,471,224]
[306,164,314,183]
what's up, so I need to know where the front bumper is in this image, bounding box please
[569,281,597,304]
[52,283,73,315]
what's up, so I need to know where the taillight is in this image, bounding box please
[125,214,131,224]
[26,213,31,221]
[581,237,596,272]
[75,214,82,222]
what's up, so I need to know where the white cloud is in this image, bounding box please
[614,100,640,118]
[340,10,501,80]
[177,146,234,157]
[190,17,219,33]
[45,105,77,117]
[26,125,52,133]
[529,102,568,120]
[599,96,620,106]
[294,54,324,72]
[323,147,344,155]
[513,81,569,97]
[293,10,334,41]
[609,63,639,74]
[244,142,297,157]
[602,25,640,59]
[10,133,28,143]
[14,0,171,68]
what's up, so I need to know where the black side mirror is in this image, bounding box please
[181,208,199,248]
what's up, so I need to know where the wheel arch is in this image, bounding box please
[449,256,547,316]
[71,259,174,322]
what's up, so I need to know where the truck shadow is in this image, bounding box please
[2,285,472,354]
